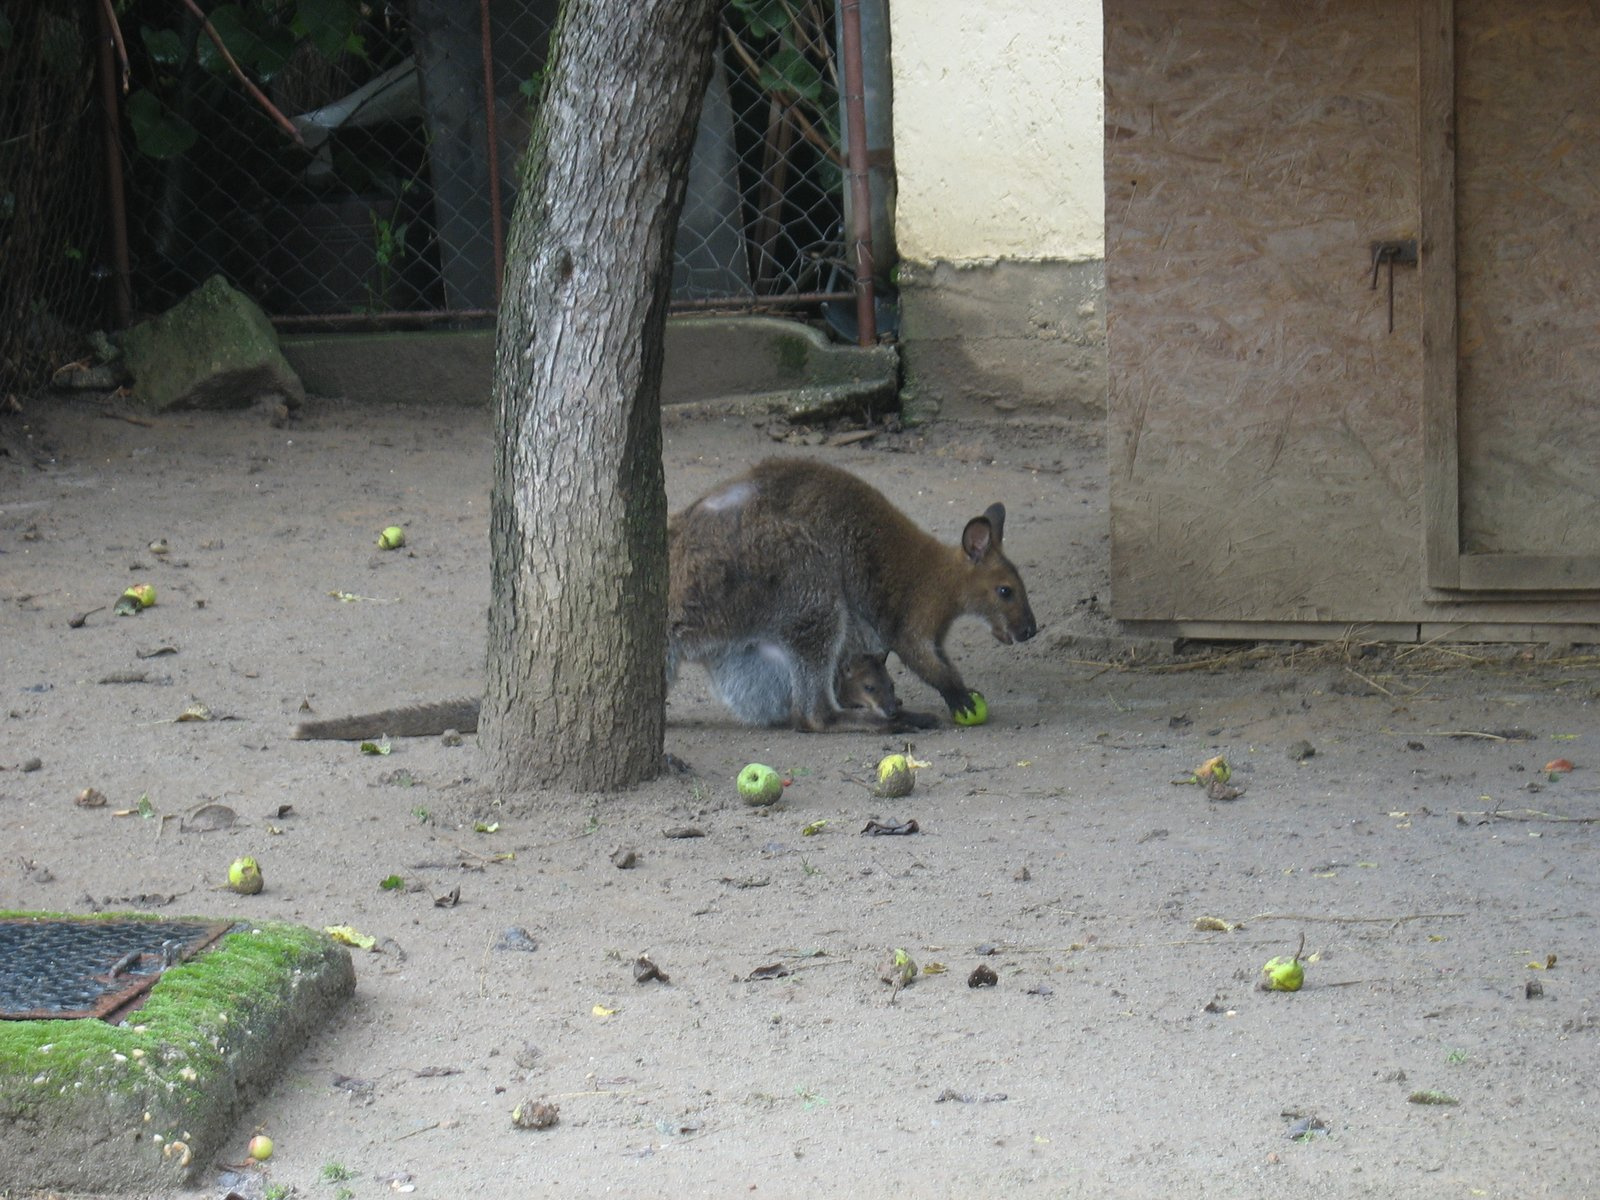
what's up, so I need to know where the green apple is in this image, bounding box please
[247,1135,274,1161]
[227,856,263,895]
[1261,956,1304,991]
[378,525,406,550]
[1261,933,1306,992]
[737,762,784,806]
[952,690,988,726]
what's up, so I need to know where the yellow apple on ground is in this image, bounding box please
[227,856,263,895]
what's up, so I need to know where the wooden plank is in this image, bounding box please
[1417,0,1459,588]
[1453,3,1600,571]
[1419,622,1600,643]
[1124,621,1422,644]
[1127,619,1600,645]
[1456,555,1600,592]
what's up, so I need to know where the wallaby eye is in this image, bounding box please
[997,585,1014,601]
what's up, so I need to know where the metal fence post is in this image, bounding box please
[839,0,877,346]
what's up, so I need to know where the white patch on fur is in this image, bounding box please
[701,480,756,513]
[754,641,791,671]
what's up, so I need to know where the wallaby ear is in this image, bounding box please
[961,517,992,563]
[983,503,1006,542]
[961,504,1006,563]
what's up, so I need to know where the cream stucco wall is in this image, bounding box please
[889,0,1104,264]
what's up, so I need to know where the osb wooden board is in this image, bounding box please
[1104,0,1600,629]
[1455,2,1600,560]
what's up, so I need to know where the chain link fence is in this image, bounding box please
[1,1,885,397]
[0,0,111,398]
[111,0,871,328]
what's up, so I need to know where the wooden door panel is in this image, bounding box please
[1428,0,1600,591]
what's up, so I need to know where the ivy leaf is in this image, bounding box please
[293,0,362,61]
[196,6,262,76]
[759,44,823,105]
[727,0,787,39]
[139,26,187,67]
[126,89,198,159]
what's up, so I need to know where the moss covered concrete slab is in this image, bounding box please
[0,913,353,1193]
[280,315,898,419]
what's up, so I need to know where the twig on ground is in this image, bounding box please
[1344,667,1396,697]
[1250,911,1465,924]
[1458,807,1600,825]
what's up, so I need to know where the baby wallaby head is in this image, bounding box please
[837,651,899,720]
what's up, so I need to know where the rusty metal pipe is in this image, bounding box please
[479,0,505,304]
[95,0,133,326]
[271,308,498,331]
[838,0,876,346]
[669,290,854,311]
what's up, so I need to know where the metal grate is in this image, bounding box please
[0,917,234,1022]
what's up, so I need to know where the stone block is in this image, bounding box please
[121,276,305,412]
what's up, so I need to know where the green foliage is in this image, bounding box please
[760,43,824,106]
[292,0,363,60]
[139,25,185,67]
[727,0,786,38]
[126,88,198,158]
[196,5,295,80]
[126,0,366,162]
[723,0,841,158]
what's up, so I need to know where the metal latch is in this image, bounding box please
[1369,239,1418,333]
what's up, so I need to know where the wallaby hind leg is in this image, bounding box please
[777,604,853,732]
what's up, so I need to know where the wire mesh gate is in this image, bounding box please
[0,0,888,396]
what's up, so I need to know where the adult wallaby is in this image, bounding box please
[290,648,899,740]
[668,456,1037,732]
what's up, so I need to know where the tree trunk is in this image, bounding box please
[483,0,718,792]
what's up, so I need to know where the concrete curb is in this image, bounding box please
[280,316,898,418]
[0,915,354,1192]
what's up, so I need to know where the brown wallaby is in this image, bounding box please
[290,649,899,740]
[668,456,1037,732]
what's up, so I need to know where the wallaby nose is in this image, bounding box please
[1016,611,1038,642]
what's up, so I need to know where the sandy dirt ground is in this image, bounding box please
[3,395,1599,1200]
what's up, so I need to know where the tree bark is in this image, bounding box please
[483,0,718,791]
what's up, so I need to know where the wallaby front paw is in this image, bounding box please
[892,709,941,731]
[951,690,989,726]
